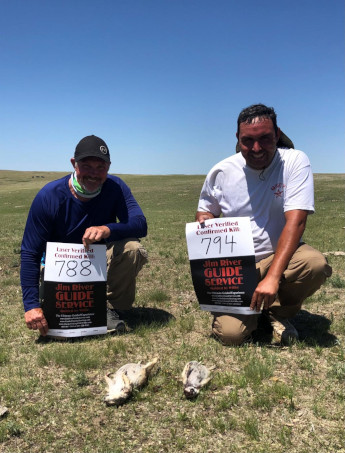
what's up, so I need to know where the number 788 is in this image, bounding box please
[55,260,92,277]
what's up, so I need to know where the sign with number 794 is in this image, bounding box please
[186,217,254,260]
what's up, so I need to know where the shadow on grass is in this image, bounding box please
[250,313,274,345]
[36,307,174,344]
[118,307,175,330]
[290,309,337,347]
[251,309,337,347]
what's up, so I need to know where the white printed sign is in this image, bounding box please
[44,242,107,282]
[186,218,257,315]
[43,242,107,337]
[186,217,254,260]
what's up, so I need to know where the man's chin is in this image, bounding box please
[246,154,273,170]
[247,160,266,170]
[82,182,102,192]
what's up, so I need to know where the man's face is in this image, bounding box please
[236,117,280,170]
[71,157,110,192]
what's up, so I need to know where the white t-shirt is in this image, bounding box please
[197,148,314,261]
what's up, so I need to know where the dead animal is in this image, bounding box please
[104,357,158,406]
[182,361,214,399]
[0,405,8,418]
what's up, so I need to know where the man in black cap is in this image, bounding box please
[21,135,148,336]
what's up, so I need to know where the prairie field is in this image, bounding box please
[0,170,344,453]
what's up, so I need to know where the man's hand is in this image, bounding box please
[82,225,111,250]
[250,275,280,312]
[195,211,216,224]
[25,308,49,336]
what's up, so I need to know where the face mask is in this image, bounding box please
[70,171,102,199]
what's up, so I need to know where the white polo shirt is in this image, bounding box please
[197,148,314,261]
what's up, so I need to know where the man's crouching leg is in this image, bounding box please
[106,238,148,310]
[212,313,260,346]
[271,244,332,319]
[261,243,332,344]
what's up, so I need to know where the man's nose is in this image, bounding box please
[252,140,262,152]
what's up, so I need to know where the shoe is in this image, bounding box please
[269,314,299,345]
[107,308,126,334]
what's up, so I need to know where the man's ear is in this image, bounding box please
[70,158,76,168]
[236,132,239,140]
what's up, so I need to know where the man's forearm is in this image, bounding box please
[20,250,41,311]
[265,210,307,283]
[105,215,148,241]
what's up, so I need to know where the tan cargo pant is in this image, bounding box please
[106,238,148,310]
[212,244,332,346]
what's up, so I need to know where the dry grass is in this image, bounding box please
[0,171,344,453]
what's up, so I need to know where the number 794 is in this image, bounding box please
[200,235,236,255]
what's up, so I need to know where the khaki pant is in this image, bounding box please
[212,244,332,346]
[106,238,148,310]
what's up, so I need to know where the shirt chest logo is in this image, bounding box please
[271,183,286,198]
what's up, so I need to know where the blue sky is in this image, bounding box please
[1,0,344,174]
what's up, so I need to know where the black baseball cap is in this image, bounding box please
[74,135,111,163]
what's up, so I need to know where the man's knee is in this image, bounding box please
[106,239,148,310]
[106,239,148,272]
[277,246,332,310]
[212,314,258,346]
[285,245,332,284]
[309,255,332,281]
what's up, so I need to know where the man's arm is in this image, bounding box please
[250,209,308,312]
[82,178,147,248]
[101,177,148,241]
[21,185,58,334]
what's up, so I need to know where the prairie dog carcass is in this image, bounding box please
[104,357,158,406]
[182,361,214,399]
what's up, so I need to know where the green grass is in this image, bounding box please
[0,171,344,453]
[328,274,345,288]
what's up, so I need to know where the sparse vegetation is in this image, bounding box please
[0,171,344,453]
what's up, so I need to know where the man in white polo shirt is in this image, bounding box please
[196,104,332,345]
